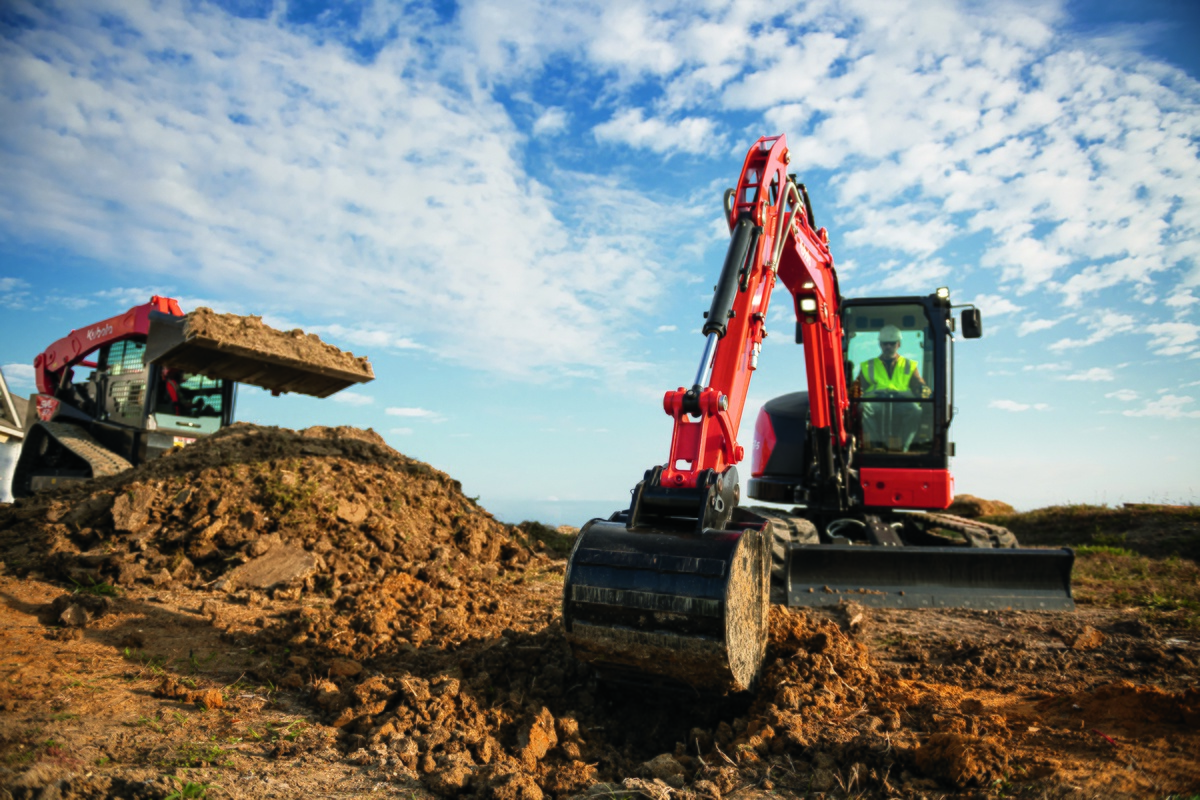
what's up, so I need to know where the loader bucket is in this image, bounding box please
[562,516,771,694]
[786,544,1075,611]
[145,310,373,398]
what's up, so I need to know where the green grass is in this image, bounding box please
[70,576,120,597]
[1072,548,1200,627]
[258,463,320,519]
[1074,544,1137,557]
[162,741,234,768]
[244,719,307,743]
[165,773,217,799]
[985,503,1200,560]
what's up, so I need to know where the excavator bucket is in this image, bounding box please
[785,544,1076,610]
[562,511,771,694]
[145,310,373,398]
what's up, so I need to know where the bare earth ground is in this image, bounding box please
[0,425,1196,799]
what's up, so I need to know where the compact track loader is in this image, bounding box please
[12,296,373,497]
[562,135,1073,694]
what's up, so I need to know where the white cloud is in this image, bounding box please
[655,324,677,333]
[332,391,374,406]
[1023,362,1071,372]
[971,294,1023,317]
[870,259,952,293]
[1062,367,1115,382]
[304,324,423,353]
[989,399,1050,412]
[1105,389,1138,401]
[532,107,568,136]
[593,109,720,155]
[0,277,32,310]
[1018,318,1060,337]
[386,407,440,418]
[1144,322,1199,357]
[1122,394,1200,419]
[1048,311,1137,352]
[1,364,35,391]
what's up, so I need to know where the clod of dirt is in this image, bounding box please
[517,707,557,767]
[642,753,686,787]
[44,593,111,628]
[914,732,1009,787]
[220,543,322,590]
[155,676,226,710]
[1068,625,1106,651]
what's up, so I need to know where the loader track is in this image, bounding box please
[39,421,133,478]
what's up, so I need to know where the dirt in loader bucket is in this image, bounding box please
[0,429,1198,798]
[145,308,374,398]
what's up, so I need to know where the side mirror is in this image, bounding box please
[961,308,982,339]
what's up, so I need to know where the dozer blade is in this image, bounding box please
[786,544,1075,610]
[145,311,373,398]
[562,517,770,694]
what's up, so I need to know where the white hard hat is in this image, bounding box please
[879,325,902,343]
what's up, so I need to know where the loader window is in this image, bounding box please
[844,305,936,455]
[151,371,224,435]
[99,340,148,424]
[101,340,147,375]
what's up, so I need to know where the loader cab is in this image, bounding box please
[81,337,237,463]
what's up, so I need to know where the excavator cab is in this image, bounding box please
[843,294,949,460]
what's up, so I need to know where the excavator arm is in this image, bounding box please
[565,135,848,693]
[629,135,852,532]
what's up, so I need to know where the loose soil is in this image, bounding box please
[0,426,1196,799]
[169,309,372,393]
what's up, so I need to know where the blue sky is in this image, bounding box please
[1,0,1198,523]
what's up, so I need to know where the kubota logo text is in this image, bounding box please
[86,324,114,341]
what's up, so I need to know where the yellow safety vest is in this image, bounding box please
[861,357,916,395]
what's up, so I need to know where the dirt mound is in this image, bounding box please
[0,422,523,599]
[948,494,1015,518]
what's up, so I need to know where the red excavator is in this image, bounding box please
[13,296,372,497]
[562,135,1074,693]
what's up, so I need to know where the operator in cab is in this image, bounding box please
[856,325,928,452]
